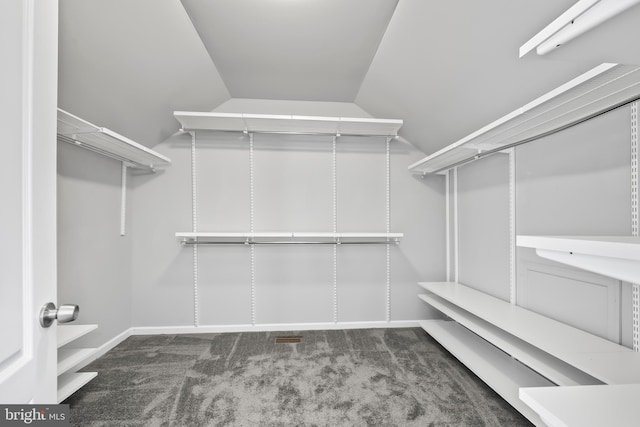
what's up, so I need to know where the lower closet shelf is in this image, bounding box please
[419,319,551,427]
[58,348,98,376]
[57,372,97,403]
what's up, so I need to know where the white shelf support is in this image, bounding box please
[445,170,451,282]
[120,163,127,237]
[509,148,517,305]
[332,135,338,324]
[191,132,199,327]
[386,136,392,322]
[249,133,256,326]
[453,168,459,283]
[632,101,639,351]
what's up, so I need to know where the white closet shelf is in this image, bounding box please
[57,324,98,348]
[176,232,403,245]
[409,63,640,175]
[174,111,403,137]
[419,282,640,384]
[58,372,97,403]
[419,320,550,426]
[418,293,599,386]
[519,384,640,427]
[58,348,97,376]
[517,235,640,283]
[57,108,171,170]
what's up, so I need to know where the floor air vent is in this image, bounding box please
[275,336,303,344]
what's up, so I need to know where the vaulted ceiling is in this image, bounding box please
[58,0,640,156]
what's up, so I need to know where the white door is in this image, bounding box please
[0,0,59,403]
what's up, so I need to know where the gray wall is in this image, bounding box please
[454,104,634,346]
[57,142,132,348]
[129,130,445,328]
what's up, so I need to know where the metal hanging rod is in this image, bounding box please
[180,128,400,138]
[179,239,401,246]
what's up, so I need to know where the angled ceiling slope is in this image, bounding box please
[181,0,399,102]
[59,0,230,148]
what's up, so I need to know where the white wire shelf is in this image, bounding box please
[57,108,171,170]
[174,111,403,137]
[409,63,640,175]
[176,231,403,245]
[517,235,640,283]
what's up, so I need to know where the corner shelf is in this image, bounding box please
[57,108,171,170]
[517,235,640,283]
[57,324,98,403]
[176,231,403,245]
[174,111,403,137]
[409,63,640,175]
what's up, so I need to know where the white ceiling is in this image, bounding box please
[58,0,640,155]
[180,0,398,102]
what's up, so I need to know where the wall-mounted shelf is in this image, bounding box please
[176,231,403,245]
[57,324,98,403]
[409,63,640,175]
[517,235,640,283]
[57,108,171,170]
[174,111,403,137]
[519,384,640,427]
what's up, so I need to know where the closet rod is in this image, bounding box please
[425,94,640,176]
[57,134,158,172]
[179,129,399,138]
[179,240,401,246]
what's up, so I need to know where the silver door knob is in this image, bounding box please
[39,302,79,328]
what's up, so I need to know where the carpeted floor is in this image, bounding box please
[64,328,533,426]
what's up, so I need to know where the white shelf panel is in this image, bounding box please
[174,111,403,137]
[57,324,98,348]
[418,293,599,386]
[176,231,403,245]
[58,348,97,376]
[57,109,171,170]
[57,372,97,403]
[419,319,550,427]
[520,384,640,427]
[419,282,640,384]
[409,63,640,175]
[517,235,640,282]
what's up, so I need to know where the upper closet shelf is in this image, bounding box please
[517,235,640,283]
[174,111,403,137]
[176,232,403,245]
[57,108,171,170]
[409,63,640,175]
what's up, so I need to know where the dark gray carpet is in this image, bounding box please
[64,328,533,426]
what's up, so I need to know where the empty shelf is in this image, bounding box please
[57,109,171,170]
[176,231,403,245]
[419,319,550,426]
[520,384,640,427]
[517,235,640,283]
[58,348,97,376]
[409,63,640,175]
[57,372,97,403]
[418,282,640,384]
[174,111,403,137]
[418,293,599,386]
[57,324,98,348]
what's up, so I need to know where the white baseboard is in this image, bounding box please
[131,320,421,336]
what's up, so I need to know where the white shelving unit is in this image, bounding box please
[420,319,551,426]
[57,108,171,170]
[418,282,640,385]
[174,111,403,137]
[57,324,98,403]
[408,63,640,175]
[517,235,640,283]
[176,231,403,245]
[519,384,640,427]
